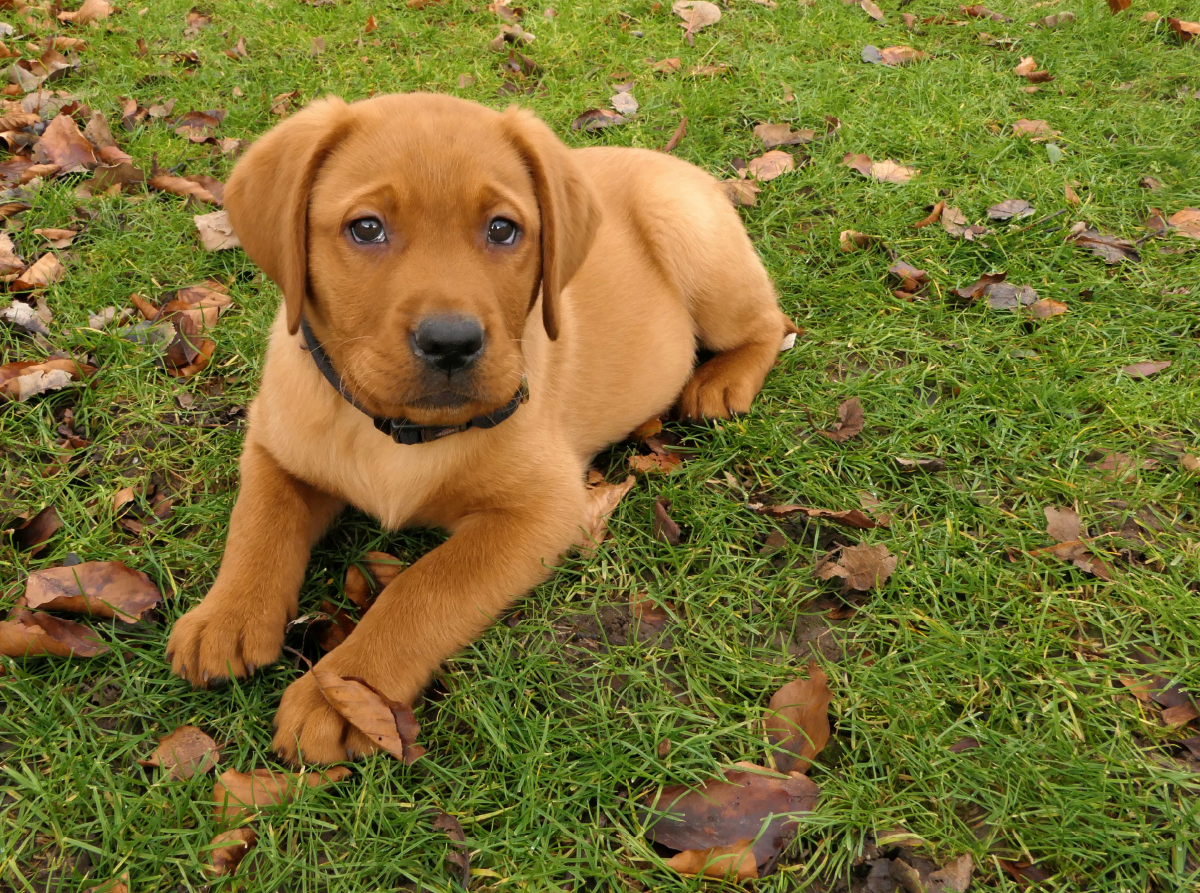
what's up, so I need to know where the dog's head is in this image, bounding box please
[225,93,601,425]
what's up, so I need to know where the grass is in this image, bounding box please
[0,0,1198,889]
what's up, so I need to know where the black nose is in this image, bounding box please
[412,315,485,375]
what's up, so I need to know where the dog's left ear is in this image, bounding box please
[501,107,601,341]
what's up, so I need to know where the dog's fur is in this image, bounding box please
[166,93,793,764]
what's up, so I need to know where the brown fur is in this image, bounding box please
[166,93,795,764]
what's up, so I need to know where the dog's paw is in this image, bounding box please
[167,599,286,689]
[678,351,763,421]
[272,671,379,766]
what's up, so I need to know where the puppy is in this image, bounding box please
[167,93,794,764]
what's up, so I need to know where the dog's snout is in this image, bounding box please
[412,315,485,374]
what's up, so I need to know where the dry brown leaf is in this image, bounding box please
[753,122,814,148]
[1167,18,1198,41]
[1011,118,1059,140]
[941,207,988,241]
[987,199,1034,220]
[0,357,95,401]
[814,543,897,592]
[1029,299,1068,318]
[753,503,878,530]
[960,3,1010,19]
[839,230,882,252]
[1038,505,1113,580]
[433,811,470,886]
[1066,222,1140,264]
[22,561,161,623]
[888,260,929,298]
[894,456,945,473]
[818,397,864,443]
[344,551,404,610]
[859,0,885,20]
[763,662,832,773]
[33,227,77,248]
[644,763,820,879]
[0,608,107,658]
[863,45,928,65]
[653,57,682,73]
[149,173,222,205]
[11,505,62,553]
[138,725,221,779]
[667,841,758,880]
[570,108,627,133]
[913,201,945,228]
[844,153,917,183]
[748,150,794,181]
[194,209,240,251]
[58,0,113,24]
[1014,56,1053,82]
[630,591,671,629]
[673,0,721,40]
[628,452,682,474]
[580,473,636,552]
[313,670,425,764]
[212,766,352,822]
[723,179,761,207]
[1167,208,1200,239]
[207,828,256,877]
[32,113,97,173]
[12,253,64,291]
[1122,361,1171,378]
[652,497,682,545]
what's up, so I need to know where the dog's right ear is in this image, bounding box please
[225,96,353,335]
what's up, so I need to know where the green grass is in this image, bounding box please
[1,0,1199,890]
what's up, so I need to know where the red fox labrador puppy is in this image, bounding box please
[167,93,794,764]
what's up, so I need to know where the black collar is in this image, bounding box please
[299,316,528,446]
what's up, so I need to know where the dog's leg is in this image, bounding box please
[167,440,344,687]
[271,488,583,764]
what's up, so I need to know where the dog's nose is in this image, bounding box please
[412,315,485,374]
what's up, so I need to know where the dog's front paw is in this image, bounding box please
[272,670,380,765]
[167,598,287,688]
[678,352,761,420]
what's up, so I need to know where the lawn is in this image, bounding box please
[1,0,1198,889]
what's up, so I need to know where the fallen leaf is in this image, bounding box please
[888,260,929,298]
[344,552,404,610]
[913,201,945,228]
[570,109,628,133]
[1038,505,1113,580]
[748,150,795,181]
[1107,0,1130,11]
[580,474,636,552]
[0,299,50,337]
[629,452,683,474]
[988,199,1035,220]
[941,207,988,240]
[1167,209,1200,239]
[844,153,917,183]
[929,855,974,892]
[723,179,761,206]
[818,397,864,443]
[652,497,682,545]
[1122,361,1171,378]
[961,3,1011,19]
[754,504,878,530]
[985,282,1038,310]
[149,173,222,205]
[194,209,240,250]
[0,357,95,402]
[1044,505,1081,543]
[184,7,212,37]
[838,230,882,252]
[270,90,300,116]
[653,57,682,73]
[58,0,113,24]
[643,763,820,879]
[206,828,256,877]
[673,0,721,42]
[313,670,425,764]
[863,45,927,65]
[138,725,221,779]
[763,662,832,773]
[859,0,885,20]
[1066,223,1141,264]
[949,737,980,753]
[433,811,470,887]
[22,561,161,623]
[212,766,352,822]
[11,253,65,291]
[33,227,78,248]
[1011,118,1059,140]
[0,608,107,658]
[753,122,814,149]
[661,116,687,153]
[1167,18,1198,41]
[1035,11,1075,27]
[951,271,1007,301]
[32,113,96,173]
[173,108,225,143]
[1028,299,1068,318]
[1065,184,1080,206]
[893,456,945,473]
[630,591,671,629]
[814,543,897,592]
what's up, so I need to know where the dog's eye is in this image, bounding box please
[348,217,386,244]
[487,217,519,246]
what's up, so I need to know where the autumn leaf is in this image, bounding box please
[643,763,820,879]
[1035,506,1113,581]
[207,828,257,877]
[843,153,918,183]
[652,497,682,545]
[212,766,352,822]
[988,199,1034,220]
[57,0,113,24]
[862,45,927,66]
[313,670,426,764]
[570,109,627,133]
[1167,209,1200,239]
[859,0,885,20]
[1029,299,1068,318]
[1011,118,1060,140]
[21,561,162,623]
[34,228,78,248]
[11,253,65,291]
[653,57,682,73]
[173,108,226,143]
[629,452,683,474]
[1122,361,1171,378]
[941,207,989,241]
[838,230,882,253]
[1014,56,1053,83]
[747,150,795,181]
[138,725,221,779]
[894,456,945,473]
[148,173,223,205]
[763,662,833,773]
[1167,18,1198,42]
[960,3,1011,20]
[33,113,97,173]
[630,591,672,629]
[753,503,879,530]
[344,551,404,610]
[433,811,470,887]
[814,543,897,592]
[913,201,945,228]
[580,473,636,552]
[888,260,929,299]
[818,397,864,443]
[723,180,761,207]
[194,210,240,251]
[673,0,721,43]
[0,608,108,658]
[1066,222,1141,264]
[0,357,95,402]
[753,122,815,148]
